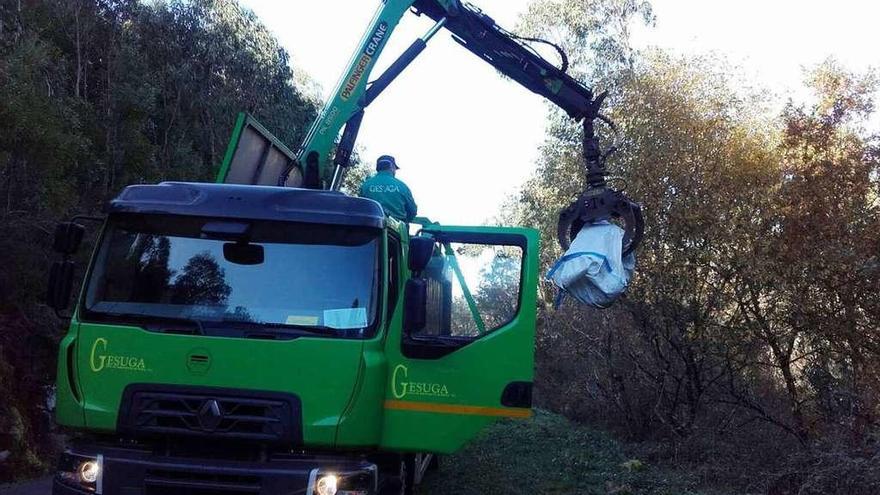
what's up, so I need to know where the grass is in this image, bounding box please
[417,409,735,495]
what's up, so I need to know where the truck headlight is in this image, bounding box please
[316,474,338,495]
[57,452,103,494]
[79,459,101,483]
[311,465,376,495]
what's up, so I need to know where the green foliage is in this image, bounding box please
[0,0,316,215]
[340,158,372,197]
[519,0,654,84]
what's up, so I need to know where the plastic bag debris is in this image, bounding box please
[547,221,635,308]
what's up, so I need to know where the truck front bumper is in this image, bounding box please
[53,440,378,495]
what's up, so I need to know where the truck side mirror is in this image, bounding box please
[408,236,434,273]
[53,222,86,254]
[47,261,75,311]
[403,278,427,333]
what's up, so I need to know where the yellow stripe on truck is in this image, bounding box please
[384,400,532,418]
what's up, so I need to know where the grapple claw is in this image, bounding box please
[557,188,644,257]
[556,112,644,257]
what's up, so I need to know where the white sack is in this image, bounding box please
[547,221,635,308]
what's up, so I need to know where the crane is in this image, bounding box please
[218,0,644,256]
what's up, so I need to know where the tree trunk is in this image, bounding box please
[771,338,811,446]
[74,0,82,98]
[105,48,114,194]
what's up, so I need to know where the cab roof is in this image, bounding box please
[108,182,386,229]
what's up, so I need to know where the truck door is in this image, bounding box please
[381,226,539,453]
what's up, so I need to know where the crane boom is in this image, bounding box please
[293,0,608,190]
[220,0,643,255]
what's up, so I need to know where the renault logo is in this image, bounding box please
[197,399,223,432]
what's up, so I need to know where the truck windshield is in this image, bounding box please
[83,214,380,338]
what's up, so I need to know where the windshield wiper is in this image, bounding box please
[277,324,343,336]
[94,312,207,335]
[260,323,341,336]
[219,319,347,337]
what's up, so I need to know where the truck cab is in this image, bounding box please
[49,180,538,494]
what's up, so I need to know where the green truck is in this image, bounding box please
[48,178,538,495]
[45,1,642,493]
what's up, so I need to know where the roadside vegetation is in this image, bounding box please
[511,2,879,493]
[420,409,731,495]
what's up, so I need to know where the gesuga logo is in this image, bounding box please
[391,364,451,399]
[89,338,148,372]
[368,184,400,193]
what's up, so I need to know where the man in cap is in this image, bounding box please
[359,155,418,223]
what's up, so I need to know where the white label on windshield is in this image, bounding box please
[323,308,368,329]
[286,315,319,326]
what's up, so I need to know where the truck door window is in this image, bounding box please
[418,242,523,338]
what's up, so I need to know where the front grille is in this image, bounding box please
[144,469,261,494]
[132,394,285,439]
[145,488,255,495]
[118,385,301,445]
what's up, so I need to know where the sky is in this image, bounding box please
[239,0,879,226]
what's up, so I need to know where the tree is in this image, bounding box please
[519,0,655,84]
[513,2,880,484]
[733,60,880,445]
[171,252,231,306]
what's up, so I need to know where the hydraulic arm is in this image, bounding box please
[287,0,643,254]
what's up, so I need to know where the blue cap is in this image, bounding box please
[376,155,399,171]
